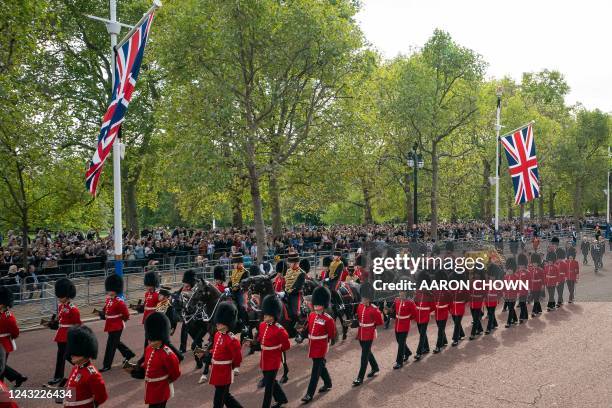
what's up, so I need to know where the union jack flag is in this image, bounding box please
[85,11,156,195]
[500,123,540,205]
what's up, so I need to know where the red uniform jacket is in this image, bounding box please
[516,267,530,297]
[544,264,558,288]
[64,361,108,408]
[214,282,227,293]
[306,312,336,358]
[257,322,290,371]
[528,265,544,292]
[555,260,568,284]
[414,291,433,324]
[209,331,242,386]
[273,276,285,293]
[503,274,517,301]
[356,303,383,340]
[355,266,367,281]
[567,259,579,281]
[470,287,485,310]
[485,281,500,307]
[450,290,467,316]
[0,311,18,353]
[393,298,416,333]
[102,297,130,333]
[55,302,81,343]
[142,290,159,324]
[142,344,181,405]
[433,291,449,321]
[0,380,17,408]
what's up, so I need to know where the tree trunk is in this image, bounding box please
[269,170,282,237]
[430,142,439,239]
[362,184,373,225]
[125,179,139,237]
[231,189,243,229]
[403,173,413,225]
[548,191,556,217]
[573,183,582,226]
[247,163,267,263]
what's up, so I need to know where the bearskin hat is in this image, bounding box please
[322,256,332,268]
[517,253,529,267]
[145,312,171,343]
[287,252,300,263]
[275,260,287,276]
[0,287,13,308]
[144,271,159,288]
[488,263,504,280]
[54,278,76,299]
[567,247,576,259]
[213,265,226,281]
[249,264,260,277]
[546,251,557,263]
[0,347,5,377]
[360,281,375,300]
[551,236,560,245]
[333,249,342,257]
[231,252,244,264]
[104,274,123,294]
[214,302,237,329]
[299,258,310,273]
[555,247,566,260]
[312,286,331,308]
[262,295,282,320]
[530,253,542,265]
[505,257,517,273]
[182,269,196,287]
[66,325,98,359]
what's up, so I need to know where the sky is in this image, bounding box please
[356,0,612,112]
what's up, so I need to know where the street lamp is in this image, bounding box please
[408,142,424,225]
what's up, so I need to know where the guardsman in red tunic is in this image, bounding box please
[528,253,544,316]
[469,269,485,339]
[273,261,286,293]
[142,272,160,350]
[208,302,243,408]
[129,312,181,408]
[250,295,290,408]
[0,348,17,408]
[555,248,568,307]
[352,282,383,386]
[566,247,579,303]
[49,278,82,386]
[516,253,530,322]
[64,325,108,408]
[413,272,433,360]
[449,272,467,346]
[544,251,558,311]
[300,286,336,404]
[433,270,449,353]
[389,285,416,368]
[485,264,502,334]
[99,274,135,372]
[213,266,227,293]
[504,258,518,328]
[0,287,26,387]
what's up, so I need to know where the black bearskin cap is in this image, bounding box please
[567,247,576,259]
[145,312,170,343]
[530,253,542,265]
[505,257,517,273]
[249,264,260,277]
[262,295,282,321]
[322,256,332,268]
[333,249,342,257]
[360,281,375,300]
[182,269,196,287]
[275,260,287,275]
[546,251,557,263]
[55,278,76,299]
[66,325,98,359]
[488,263,504,280]
[0,287,13,308]
[517,253,529,267]
[214,265,226,281]
[299,258,310,273]
[144,271,159,288]
[104,274,123,293]
[555,247,566,260]
[312,286,331,308]
[551,236,559,245]
[214,302,237,329]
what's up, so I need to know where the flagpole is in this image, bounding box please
[495,87,502,233]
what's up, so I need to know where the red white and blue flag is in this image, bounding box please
[85,11,155,195]
[500,123,540,205]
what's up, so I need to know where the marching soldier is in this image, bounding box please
[280,253,306,326]
[389,284,415,367]
[208,302,243,408]
[250,295,290,408]
[528,253,544,316]
[273,261,286,294]
[49,278,81,387]
[504,258,518,327]
[63,325,108,407]
[449,272,467,346]
[469,269,485,339]
[0,287,26,387]
[142,272,160,349]
[352,282,383,386]
[580,237,590,265]
[544,251,558,311]
[129,312,181,408]
[99,274,135,372]
[433,270,449,353]
[213,266,227,293]
[566,247,579,303]
[516,253,530,322]
[0,348,18,407]
[300,287,336,404]
[414,272,433,360]
[485,263,502,334]
[509,235,519,259]
[555,248,568,307]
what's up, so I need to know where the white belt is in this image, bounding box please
[546,275,555,278]
[59,324,75,328]
[308,334,328,340]
[453,301,466,304]
[416,306,429,310]
[64,397,94,406]
[145,375,168,382]
[0,334,10,337]
[396,315,411,320]
[532,279,541,282]
[105,314,121,319]
[261,345,281,351]
[144,307,156,311]
[436,304,448,308]
[359,322,375,327]
[212,359,232,365]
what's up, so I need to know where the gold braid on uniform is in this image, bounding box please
[329,260,343,280]
[284,268,303,293]
[155,299,170,313]
[231,268,245,290]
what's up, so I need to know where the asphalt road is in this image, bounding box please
[9,252,612,408]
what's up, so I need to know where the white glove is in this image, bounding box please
[324,278,330,282]
[224,288,231,294]
[278,291,285,299]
